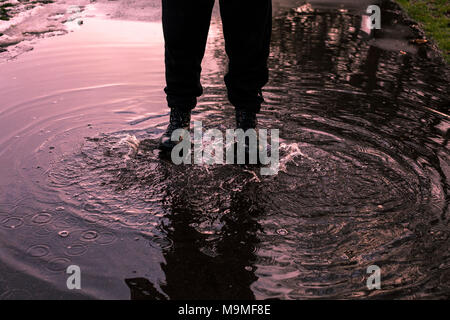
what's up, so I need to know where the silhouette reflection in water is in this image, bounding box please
[125,155,262,299]
[123,2,449,299]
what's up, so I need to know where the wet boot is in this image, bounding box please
[235,109,272,165]
[236,109,257,131]
[235,109,258,164]
[159,108,191,151]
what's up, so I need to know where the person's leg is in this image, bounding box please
[162,0,215,111]
[160,0,215,151]
[219,0,272,115]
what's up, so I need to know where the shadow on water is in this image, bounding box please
[0,0,449,299]
[126,150,261,300]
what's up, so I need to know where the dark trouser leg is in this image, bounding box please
[219,0,272,113]
[162,0,215,111]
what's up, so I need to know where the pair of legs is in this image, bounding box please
[162,0,272,113]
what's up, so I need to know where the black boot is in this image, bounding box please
[234,109,259,164]
[236,109,257,132]
[236,109,257,131]
[159,108,191,151]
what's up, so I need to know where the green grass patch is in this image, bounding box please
[397,0,450,63]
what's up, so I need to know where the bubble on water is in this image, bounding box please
[58,230,69,238]
[276,228,289,236]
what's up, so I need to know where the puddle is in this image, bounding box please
[0,0,449,299]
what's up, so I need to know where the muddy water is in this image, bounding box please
[0,0,449,299]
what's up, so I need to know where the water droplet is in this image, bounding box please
[58,230,69,238]
[277,228,289,236]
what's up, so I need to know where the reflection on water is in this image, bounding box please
[0,0,449,299]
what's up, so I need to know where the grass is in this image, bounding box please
[397,0,450,63]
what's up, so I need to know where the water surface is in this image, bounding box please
[0,0,449,299]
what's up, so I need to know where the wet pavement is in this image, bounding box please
[0,0,449,299]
